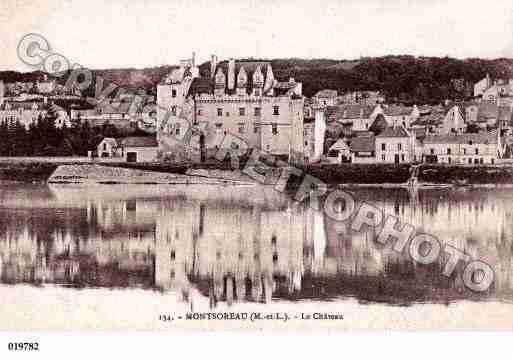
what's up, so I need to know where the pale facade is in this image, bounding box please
[158,56,305,163]
[0,101,45,129]
[0,101,70,129]
[329,104,382,131]
[474,74,492,98]
[382,105,420,129]
[422,132,502,164]
[440,105,466,135]
[375,126,414,164]
[120,137,159,163]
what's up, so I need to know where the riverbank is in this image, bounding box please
[47,164,255,185]
[4,159,513,186]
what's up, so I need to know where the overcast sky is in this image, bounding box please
[1,0,513,72]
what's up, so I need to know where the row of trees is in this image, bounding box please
[0,112,122,157]
[225,56,513,104]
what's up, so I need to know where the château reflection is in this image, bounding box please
[1,184,513,306]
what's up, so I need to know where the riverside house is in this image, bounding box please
[422,131,503,164]
[326,138,351,164]
[120,137,159,163]
[375,125,414,163]
[97,138,120,158]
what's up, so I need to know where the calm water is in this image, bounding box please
[1,183,513,307]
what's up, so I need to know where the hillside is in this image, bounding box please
[3,56,513,103]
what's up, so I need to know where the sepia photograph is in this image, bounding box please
[1,0,513,355]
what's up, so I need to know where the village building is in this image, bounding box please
[312,89,338,107]
[71,100,136,130]
[120,136,159,163]
[339,91,384,105]
[382,104,420,129]
[440,105,466,134]
[327,104,382,132]
[97,137,120,158]
[474,74,493,98]
[0,100,71,129]
[411,104,467,136]
[498,107,513,134]
[0,101,45,129]
[348,135,375,163]
[475,102,499,129]
[474,75,513,107]
[460,101,480,123]
[422,131,503,165]
[326,138,351,164]
[303,113,316,162]
[375,126,414,163]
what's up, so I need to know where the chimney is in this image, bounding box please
[192,51,196,67]
[210,54,218,79]
[227,58,235,90]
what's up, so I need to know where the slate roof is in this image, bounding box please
[377,126,410,138]
[213,60,272,93]
[349,136,375,152]
[326,104,376,121]
[411,111,445,126]
[120,136,158,147]
[423,131,498,144]
[98,137,119,148]
[188,77,213,97]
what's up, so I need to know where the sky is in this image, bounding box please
[1,0,513,72]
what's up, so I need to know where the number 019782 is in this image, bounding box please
[8,342,39,351]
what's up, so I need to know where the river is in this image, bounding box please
[0,183,512,329]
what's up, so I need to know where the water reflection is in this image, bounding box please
[1,184,513,306]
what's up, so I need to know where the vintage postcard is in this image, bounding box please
[1,0,513,339]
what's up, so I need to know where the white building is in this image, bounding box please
[422,131,503,165]
[375,126,415,163]
[120,137,159,163]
